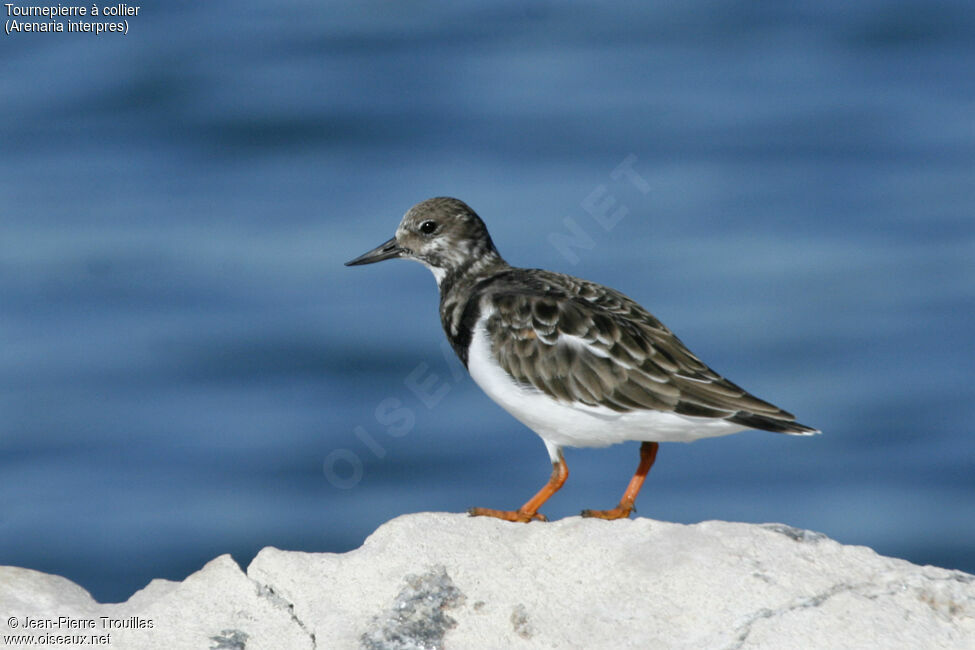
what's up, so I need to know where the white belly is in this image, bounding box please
[466,314,747,449]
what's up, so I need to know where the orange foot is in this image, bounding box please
[468,452,569,523]
[468,507,547,523]
[580,502,635,520]
[581,441,659,521]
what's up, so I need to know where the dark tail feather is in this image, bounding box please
[728,411,820,436]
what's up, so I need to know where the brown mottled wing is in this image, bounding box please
[484,269,817,434]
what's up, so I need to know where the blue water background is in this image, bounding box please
[1,1,973,602]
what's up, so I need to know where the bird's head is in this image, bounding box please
[345,197,502,285]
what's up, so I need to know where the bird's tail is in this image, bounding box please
[728,411,821,436]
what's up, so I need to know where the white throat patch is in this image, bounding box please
[420,261,447,286]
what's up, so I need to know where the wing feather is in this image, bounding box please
[481,269,813,433]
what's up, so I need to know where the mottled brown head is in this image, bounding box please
[345,197,504,284]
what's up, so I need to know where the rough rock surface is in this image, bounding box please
[2,513,973,649]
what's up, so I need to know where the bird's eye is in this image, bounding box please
[419,220,438,235]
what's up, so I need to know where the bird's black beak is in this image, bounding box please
[345,236,404,266]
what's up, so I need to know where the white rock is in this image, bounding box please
[2,514,973,649]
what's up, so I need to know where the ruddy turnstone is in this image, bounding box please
[346,197,819,522]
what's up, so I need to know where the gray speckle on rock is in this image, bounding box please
[510,604,534,639]
[726,581,863,650]
[258,583,316,647]
[209,629,248,650]
[360,565,464,650]
[760,523,827,543]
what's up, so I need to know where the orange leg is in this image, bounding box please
[581,441,659,520]
[469,451,568,523]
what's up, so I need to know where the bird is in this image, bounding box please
[346,197,819,522]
